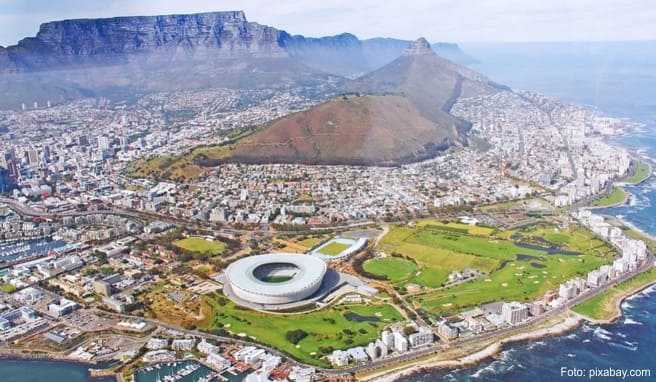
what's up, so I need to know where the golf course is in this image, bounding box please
[201,295,403,367]
[367,220,616,317]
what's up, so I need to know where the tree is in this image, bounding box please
[285,329,308,345]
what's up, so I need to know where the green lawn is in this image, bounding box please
[174,237,227,256]
[625,161,651,184]
[202,296,403,367]
[375,222,615,317]
[317,242,351,256]
[261,275,294,283]
[297,236,327,249]
[573,267,656,321]
[0,284,16,293]
[592,186,627,207]
[363,257,418,283]
[415,219,495,236]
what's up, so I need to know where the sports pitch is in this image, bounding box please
[173,237,227,256]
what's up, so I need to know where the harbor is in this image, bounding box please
[135,361,246,382]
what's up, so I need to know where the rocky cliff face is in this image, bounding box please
[2,11,291,72]
[402,37,433,56]
[0,11,476,75]
[0,11,481,109]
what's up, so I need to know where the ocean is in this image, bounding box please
[400,285,656,382]
[400,41,656,382]
[2,41,656,382]
[0,359,115,382]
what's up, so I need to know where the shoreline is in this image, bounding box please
[612,215,656,242]
[368,315,582,382]
[576,279,656,326]
[378,276,656,382]
[587,186,630,210]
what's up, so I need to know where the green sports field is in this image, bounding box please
[202,296,403,367]
[173,237,227,256]
[317,241,351,256]
[363,257,418,283]
[371,221,615,317]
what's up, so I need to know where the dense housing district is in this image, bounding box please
[0,86,654,382]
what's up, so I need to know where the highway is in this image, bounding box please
[3,194,655,377]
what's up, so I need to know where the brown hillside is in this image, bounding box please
[227,38,507,167]
[230,95,458,166]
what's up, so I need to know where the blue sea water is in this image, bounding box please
[0,359,115,382]
[401,41,656,382]
[2,41,656,382]
[400,285,656,382]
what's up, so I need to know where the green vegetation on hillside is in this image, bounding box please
[202,295,403,367]
[573,267,656,321]
[173,237,227,256]
[592,186,627,207]
[127,144,235,181]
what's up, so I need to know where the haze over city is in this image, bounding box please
[1,0,655,46]
[0,2,655,382]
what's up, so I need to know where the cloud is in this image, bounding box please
[0,0,654,46]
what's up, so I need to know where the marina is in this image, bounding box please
[136,361,246,382]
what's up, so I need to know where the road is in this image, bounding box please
[4,194,655,376]
[0,197,378,237]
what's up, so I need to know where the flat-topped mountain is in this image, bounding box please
[0,12,474,75]
[227,38,505,166]
[0,11,342,108]
[0,11,477,109]
[0,11,287,73]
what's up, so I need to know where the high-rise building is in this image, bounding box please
[501,302,529,325]
[98,136,111,151]
[42,145,51,163]
[408,327,434,348]
[393,331,408,353]
[27,148,39,166]
[3,149,19,180]
[0,167,15,193]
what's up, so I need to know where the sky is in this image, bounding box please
[1,0,655,47]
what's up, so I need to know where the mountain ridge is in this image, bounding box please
[0,10,475,75]
[225,37,504,166]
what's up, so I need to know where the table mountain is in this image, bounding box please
[0,11,477,109]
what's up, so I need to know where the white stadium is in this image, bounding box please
[223,253,333,310]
